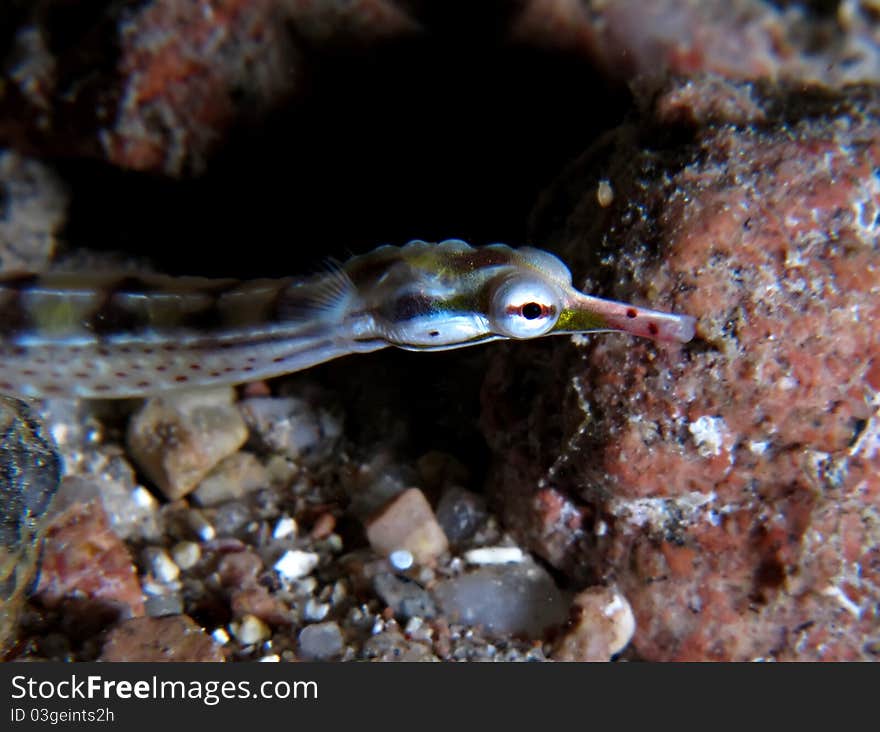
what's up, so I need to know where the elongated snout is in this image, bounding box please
[554,291,696,344]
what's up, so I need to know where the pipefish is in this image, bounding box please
[0,239,695,399]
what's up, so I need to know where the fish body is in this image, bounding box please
[0,240,695,398]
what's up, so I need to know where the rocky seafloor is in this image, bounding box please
[2,1,880,661]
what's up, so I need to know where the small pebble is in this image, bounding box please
[144,593,184,617]
[259,654,281,662]
[112,483,161,541]
[404,616,433,642]
[464,546,525,565]
[552,587,636,662]
[365,488,449,565]
[389,549,414,571]
[191,452,268,507]
[144,547,180,584]
[213,501,251,537]
[59,472,161,542]
[132,485,157,509]
[217,550,263,587]
[298,622,344,660]
[212,628,231,645]
[274,550,319,580]
[239,396,340,462]
[304,598,330,621]
[126,387,248,500]
[273,516,298,540]
[171,541,201,570]
[435,487,487,545]
[187,510,216,542]
[234,614,271,645]
[330,580,348,605]
[265,455,298,486]
[404,617,423,635]
[311,513,336,540]
[373,573,436,621]
[295,576,318,595]
[433,563,569,638]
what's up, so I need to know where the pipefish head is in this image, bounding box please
[364,240,695,351]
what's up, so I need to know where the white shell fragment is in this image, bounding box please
[463,546,525,565]
[274,549,320,580]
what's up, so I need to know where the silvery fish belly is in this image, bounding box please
[0,240,695,399]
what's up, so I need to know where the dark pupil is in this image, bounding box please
[521,302,543,320]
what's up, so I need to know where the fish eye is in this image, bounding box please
[490,277,561,338]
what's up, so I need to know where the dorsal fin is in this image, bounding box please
[276,260,360,324]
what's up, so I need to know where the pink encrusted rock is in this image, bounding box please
[484,79,880,660]
[365,488,449,565]
[217,549,292,626]
[35,499,145,621]
[217,549,264,588]
[0,0,418,175]
[100,615,224,662]
[230,586,292,627]
[509,0,880,86]
[103,0,297,175]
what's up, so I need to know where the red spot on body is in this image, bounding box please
[175,375,188,383]
[136,380,151,388]
[93,384,111,392]
[21,369,35,377]
[115,372,128,379]
[648,322,659,336]
[626,308,638,319]
[272,356,285,363]
[189,364,201,370]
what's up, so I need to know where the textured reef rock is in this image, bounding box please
[0,150,67,273]
[0,396,62,654]
[0,0,418,175]
[483,78,880,660]
[511,0,880,85]
[35,493,145,627]
[4,1,880,178]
